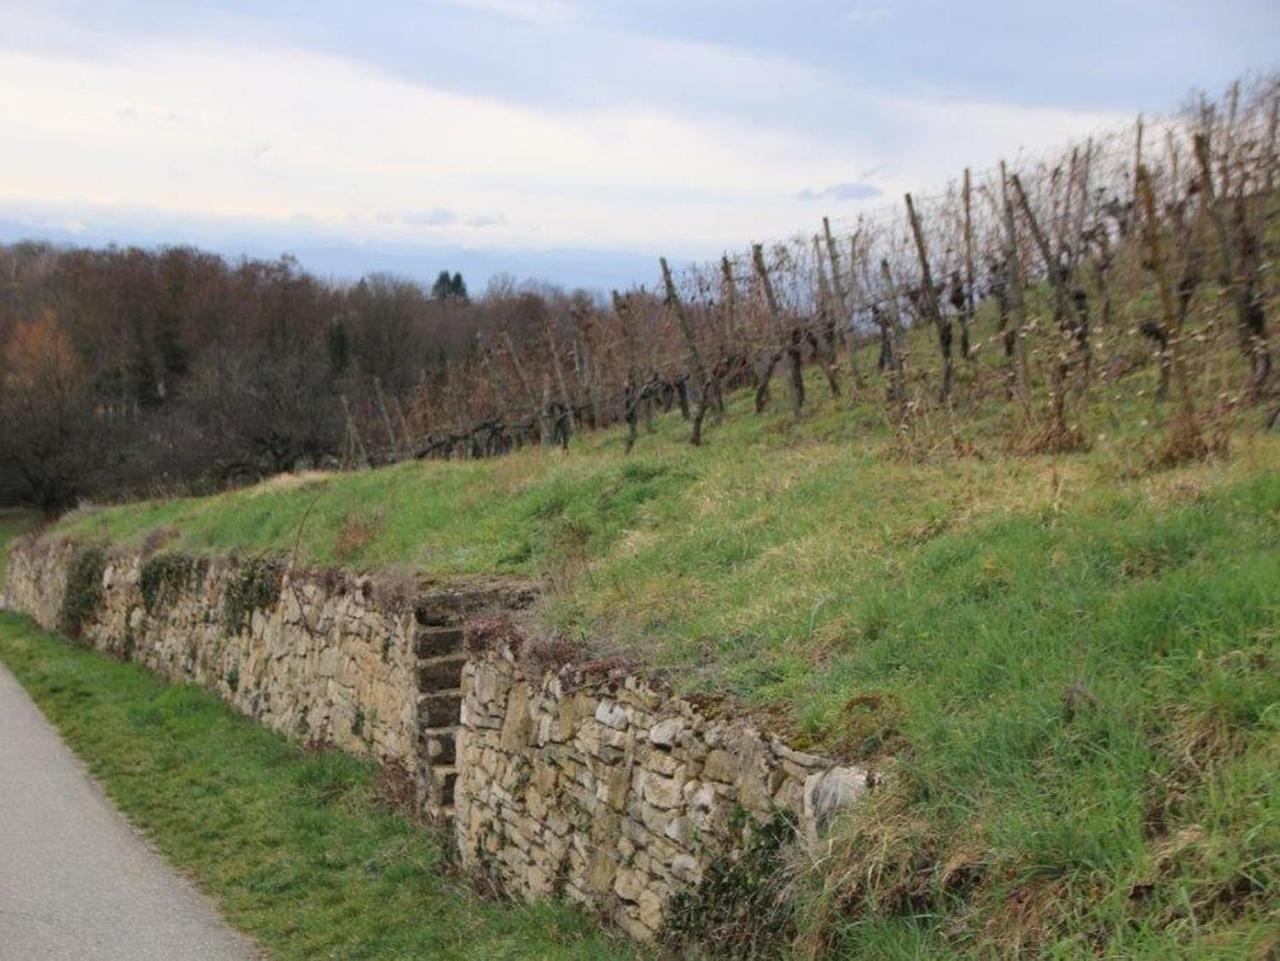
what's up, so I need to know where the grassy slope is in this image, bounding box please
[0,615,635,961]
[38,335,1280,956]
[0,507,38,587]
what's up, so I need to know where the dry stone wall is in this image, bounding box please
[4,535,867,944]
[1,536,530,819]
[455,649,868,940]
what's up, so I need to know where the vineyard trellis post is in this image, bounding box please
[999,162,1032,403]
[339,394,369,467]
[611,290,643,453]
[545,321,577,433]
[961,168,975,361]
[1194,132,1272,398]
[1137,163,1202,456]
[661,256,713,445]
[904,192,953,403]
[823,216,863,390]
[808,236,842,398]
[877,259,908,418]
[751,243,804,416]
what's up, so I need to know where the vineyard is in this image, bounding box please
[2,78,1278,509]
[393,76,1280,471]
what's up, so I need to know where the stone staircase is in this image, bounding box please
[411,579,536,823]
[414,608,466,821]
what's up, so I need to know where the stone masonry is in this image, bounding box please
[3,535,530,820]
[455,649,868,940]
[4,534,867,943]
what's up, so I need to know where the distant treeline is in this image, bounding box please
[0,245,594,509]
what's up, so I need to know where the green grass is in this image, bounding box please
[0,614,637,961]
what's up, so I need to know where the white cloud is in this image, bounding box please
[0,37,873,253]
[0,18,1134,261]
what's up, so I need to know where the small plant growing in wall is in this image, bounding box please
[662,809,800,960]
[139,552,198,615]
[122,605,139,659]
[58,545,107,640]
[223,557,282,636]
[226,665,240,693]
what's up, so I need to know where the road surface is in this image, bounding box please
[0,663,259,960]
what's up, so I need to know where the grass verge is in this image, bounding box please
[0,614,634,961]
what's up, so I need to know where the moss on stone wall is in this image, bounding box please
[139,552,206,615]
[57,545,106,639]
[223,558,282,635]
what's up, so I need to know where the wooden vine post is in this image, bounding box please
[903,192,953,402]
[611,290,642,453]
[1194,132,1272,397]
[339,394,369,467]
[823,216,862,389]
[999,162,1032,402]
[961,168,975,360]
[1010,172,1092,381]
[499,331,548,445]
[544,322,577,432]
[751,243,804,416]
[878,259,908,417]
[1136,164,1202,452]
[660,256,712,445]
[809,236,842,398]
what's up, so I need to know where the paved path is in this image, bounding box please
[0,664,259,961]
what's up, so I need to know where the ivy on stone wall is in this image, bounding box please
[139,553,207,615]
[57,545,107,640]
[223,557,282,635]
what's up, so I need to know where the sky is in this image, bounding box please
[1,0,1276,291]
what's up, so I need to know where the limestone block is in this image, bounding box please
[574,720,604,756]
[663,815,693,846]
[645,748,683,777]
[648,717,683,747]
[594,700,629,731]
[637,889,665,932]
[703,748,736,783]
[642,771,683,810]
[527,862,552,897]
[499,683,533,750]
[803,766,869,840]
[613,866,645,903]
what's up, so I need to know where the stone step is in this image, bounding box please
[414,626,464,659]
[414,598,460,627]
[417,654,466,692]
[418,691,462,727]
[421,727,457,765]
[434,765,458,807]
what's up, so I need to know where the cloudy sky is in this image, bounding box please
[1,0,1276,289]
